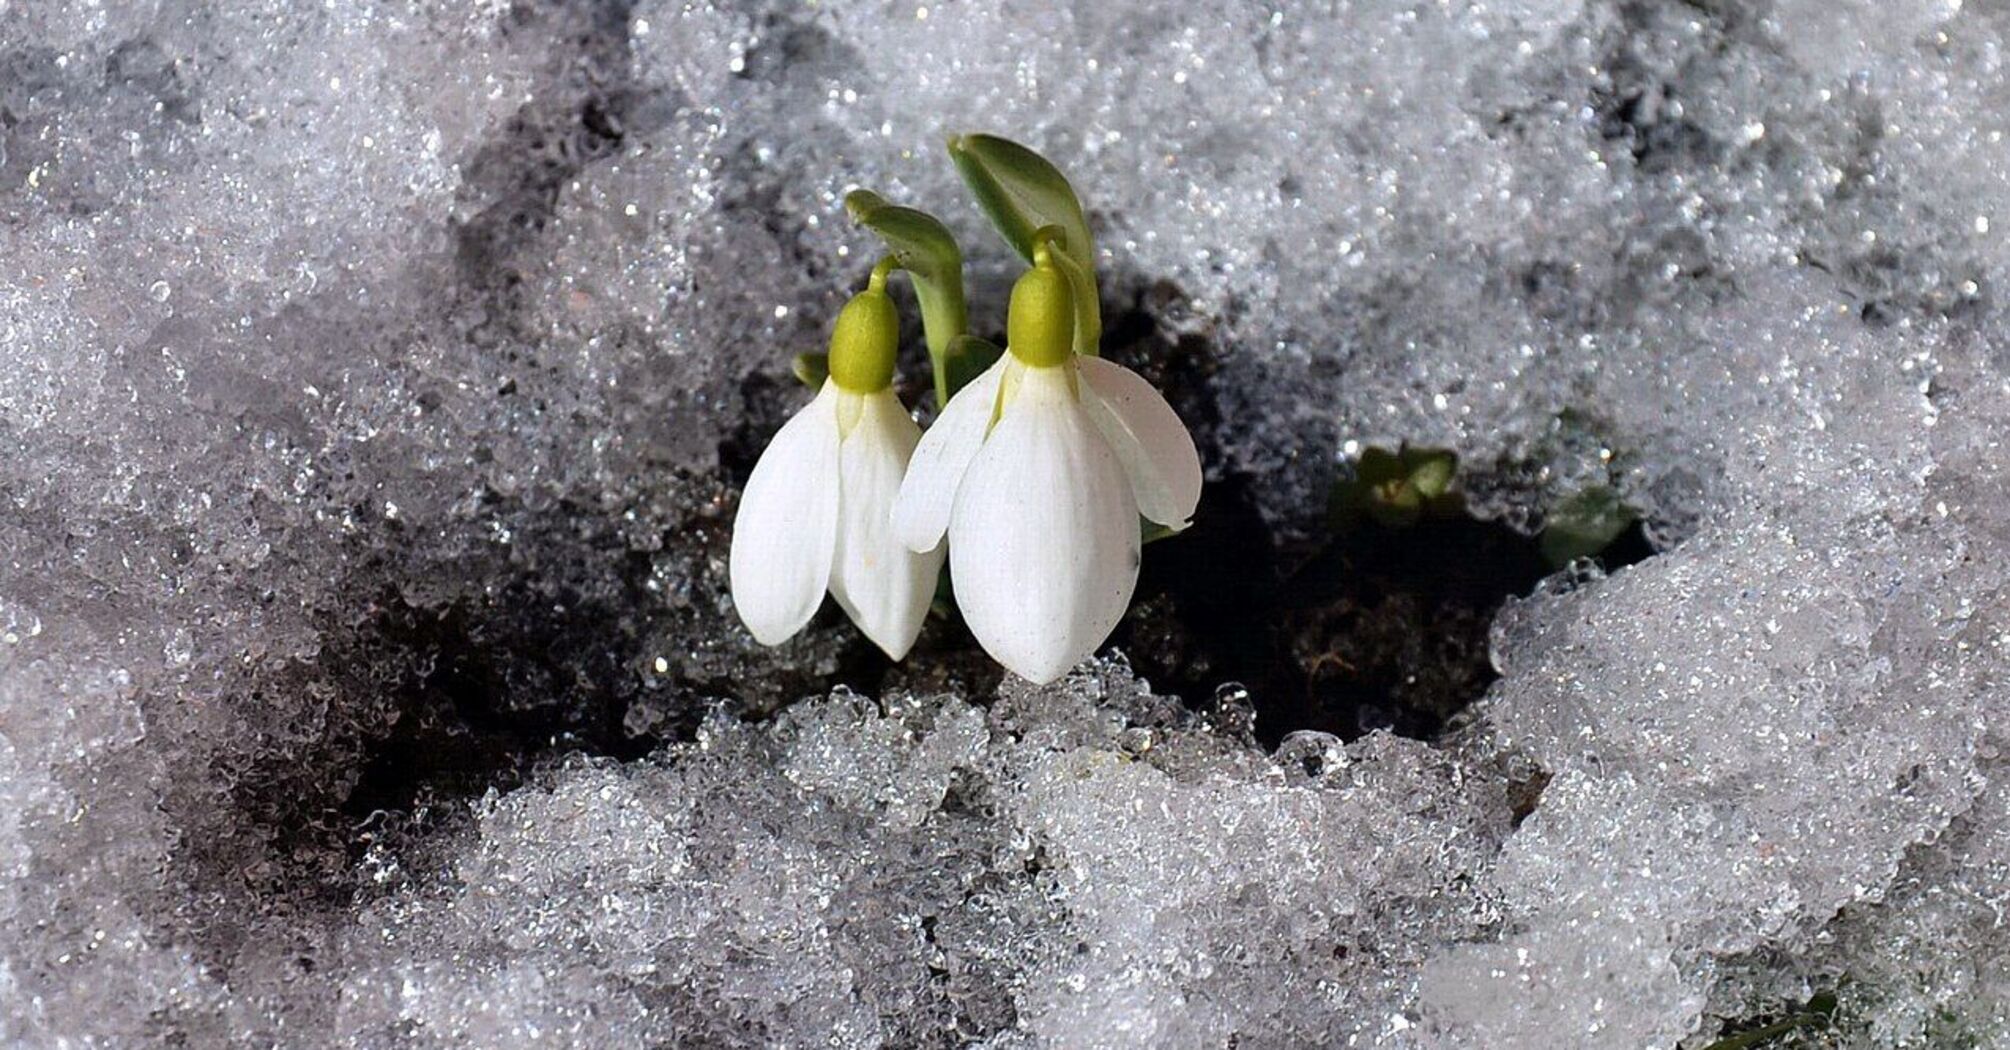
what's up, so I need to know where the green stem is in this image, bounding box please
[931,314,952,410]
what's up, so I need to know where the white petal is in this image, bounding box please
[829,389,946,660]
[949,366,1140,684]
[1078,355,1203,529]
[729,382,841,645]
[891,354,1009,553]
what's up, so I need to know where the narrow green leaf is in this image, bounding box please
[791,352,829,389]
[844,189,969,404]
[948,133,1101,355]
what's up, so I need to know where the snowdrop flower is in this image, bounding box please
[893,240,1201,684]
[730,263,945,659]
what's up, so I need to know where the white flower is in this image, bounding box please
[730,278,944,659]
[892,260,1201,684]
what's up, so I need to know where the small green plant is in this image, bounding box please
[1329,443,1643,569]
[1328,446,1461,529]
[1539,484,1637,564]
[1697,991,1839,1050]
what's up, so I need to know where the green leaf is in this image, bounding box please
[844,189,969,403]
[1539,485,1637,566]
[1408,453,1457,499]
[791,352,829,389]
[948,133,1101,356]
[940,334,1003,400]
[1141,519,1185,545]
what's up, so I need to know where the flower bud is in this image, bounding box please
[1007,246,1075,369]
[827,261,900,393]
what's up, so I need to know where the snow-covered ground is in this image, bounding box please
[3,0,2007,1045]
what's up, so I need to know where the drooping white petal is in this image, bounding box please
[729,381,842,645]
[1077,355,1203,529]
[891,354,1009,554]
[829,389,945,660]
[949,365,1140,684]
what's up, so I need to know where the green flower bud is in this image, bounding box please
[1007,238,1074,369]
[827,259,901,393]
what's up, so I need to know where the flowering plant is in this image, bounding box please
[731,136,1201,684]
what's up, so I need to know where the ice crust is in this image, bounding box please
[4,0,2010,1046]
